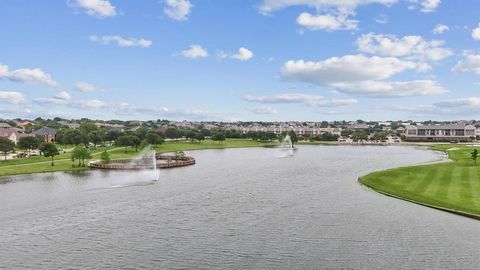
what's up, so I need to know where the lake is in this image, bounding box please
[1,145,479,269]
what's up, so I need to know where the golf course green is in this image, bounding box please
[360,144,480,218]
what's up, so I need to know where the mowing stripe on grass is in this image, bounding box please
[409,167,439,195]
[459,166,473,202]
[434,166,454,201]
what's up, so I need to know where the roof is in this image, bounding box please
[406,124,475,130]
[0,123,12,128]
[32,127,57,136]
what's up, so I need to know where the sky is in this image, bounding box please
[1,0,480,122]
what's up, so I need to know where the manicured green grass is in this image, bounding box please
[360,144,480,217]
[0,139,277,177]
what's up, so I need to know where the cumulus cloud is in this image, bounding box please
[282,55,421,84]
[89,35,152,48]
[433,24,449,34]
[332,80,447,97]
[243,93,358,107]
[164,0,193,21]
[472,24,480,41]
[356,33,453,62]
[281,55,446,97]
[218,47,254,61]
[246,106,278,115]
[74,81,105,92]
[181,45,208,59]
[54,91,72,101]
[452,54,480,74]
[0,91,26,104]
[0,64,58,87]
[420,0,441,12]
[71,0,116,18]
[296,12,358,31]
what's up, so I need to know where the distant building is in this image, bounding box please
[33,127,57,143]
[405,124,476,142]
[347,123,371,130]
[0,123,31,145]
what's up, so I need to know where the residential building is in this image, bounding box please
[405,124,476,142]
[33,127,57,143]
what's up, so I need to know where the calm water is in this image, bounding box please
[1,145,479,269]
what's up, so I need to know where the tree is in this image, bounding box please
[71,146,92,167]
[18,136,41,156]
[116,135,133,152]
[211,132,226,143]
[472,149,478,165]
[131,135,141,151]
[165,127,180,139]
[40,143,59,166]
[100,150,111,164]
[146,131,163,147]
[88,130,104,148]
[195,133,205,142]
[0,137,15,160]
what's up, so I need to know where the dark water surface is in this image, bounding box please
[1,146,479,269]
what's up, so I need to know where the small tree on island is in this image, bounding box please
[100,150,110,164]
[472,149,478,165]
[40,143,59,166]
[0,137,15,160]
[71,146,92,167]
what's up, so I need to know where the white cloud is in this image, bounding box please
[356,33,453,62]
[258,0,397,31]
[243,93,358,107]
[296,12,358,31]
[246,106,278,114]
[0,64,58,87]
[181,45,208,59]
[89,35,152,48]
[331,80,447,97]
[375,14,388,24]
[472,24,480,41]
[434,97,480,107]
[420,0,440,12]
[258,0,398,14]
[54,91,72,101]
[78,99,106,109]
[281,55,446,97]
[72,0,116,18]
[0,91,26,104]
[281,55,420,84]
[74,81,105,92]
[433,24,449,34]
[219,47,254,61]
[452,54,480,74]
[164,0,192,21]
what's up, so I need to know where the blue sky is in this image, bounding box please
[1,0,480,121]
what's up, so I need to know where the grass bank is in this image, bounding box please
[0,139,277,177]
[360,144,480,218]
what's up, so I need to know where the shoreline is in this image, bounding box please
[358,144,480,220]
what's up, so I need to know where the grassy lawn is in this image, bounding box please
[360,144,480,217]
[0,139,277,177]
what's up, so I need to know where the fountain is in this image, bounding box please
[279,135,295,157]
[124,146,159,181]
